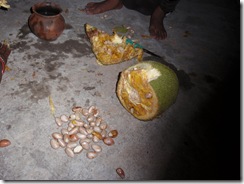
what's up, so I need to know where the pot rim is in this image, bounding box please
[31,1,63,17]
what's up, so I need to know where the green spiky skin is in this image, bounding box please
[146,61,179,116]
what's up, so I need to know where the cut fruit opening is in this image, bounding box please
[117,65,159,120]
[116,61,179,121]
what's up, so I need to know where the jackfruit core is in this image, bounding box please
[118,66,160,120]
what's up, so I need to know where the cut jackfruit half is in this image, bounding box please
[116,61,179,121]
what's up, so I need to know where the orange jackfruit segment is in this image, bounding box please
[85,24,143,65]
[118,69,158,119]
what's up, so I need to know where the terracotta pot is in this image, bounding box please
[28,2,65,41]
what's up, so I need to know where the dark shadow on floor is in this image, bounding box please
[158,61,241,180]
[148,2,241,178]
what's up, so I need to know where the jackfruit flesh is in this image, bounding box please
[85,24,143,65]
[119,68,158,117]
[0,0,10,8]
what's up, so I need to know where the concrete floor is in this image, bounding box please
[0,0,240,181]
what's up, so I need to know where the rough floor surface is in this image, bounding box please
[0,0,240,181]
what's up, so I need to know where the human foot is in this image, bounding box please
[149,6,167,40]
[85,0,123,15]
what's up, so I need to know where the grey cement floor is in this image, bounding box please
[0,0,240,181]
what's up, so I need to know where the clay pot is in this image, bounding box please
[28,2,65,41]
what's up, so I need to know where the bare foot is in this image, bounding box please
[85,0,123,15]
[149,6,167,40]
